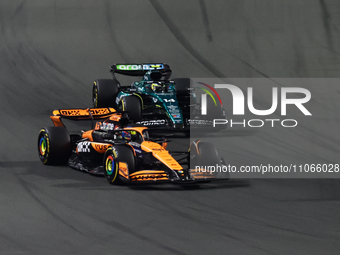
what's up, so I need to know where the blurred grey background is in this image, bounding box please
[1,1,340,254]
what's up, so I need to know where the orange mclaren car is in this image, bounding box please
[38,108,228,185]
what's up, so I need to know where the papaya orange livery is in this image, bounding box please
[141,141,183,170]
[92,143,110,153]
[38,106,229,185]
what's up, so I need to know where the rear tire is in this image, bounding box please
[173,78,191,126]
[103,145,135,185]
[93,79,119,108]
[120,95,142,121]
[38,127,71,165]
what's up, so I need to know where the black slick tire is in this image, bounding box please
[93,79,119,108]
[120,95,142,121]
[189,141,220,169]
[38,127,71,165]
[103,145,135,185]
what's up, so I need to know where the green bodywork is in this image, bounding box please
[116,71,184,125]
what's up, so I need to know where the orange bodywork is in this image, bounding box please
[119,162,129,179]
[109,114,122,122]
[50,108,117,127]
[141,141,183,170]
[124,126,148,134]
[189,170,215,179]
[189,140,201,154]
[52,108,116,117]
[130,170,169,181]
[82,130,94,141]
[49,108,185,180]
[91,142,110,153]
[50,116,64,127]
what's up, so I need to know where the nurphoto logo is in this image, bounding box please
[197,82,312,128]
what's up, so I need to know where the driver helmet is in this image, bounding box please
[122,131,131,141]
[151,83,165,92]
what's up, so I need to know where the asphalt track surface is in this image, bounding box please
[1,1,340,254]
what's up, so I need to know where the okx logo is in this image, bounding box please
[196,82,223,115]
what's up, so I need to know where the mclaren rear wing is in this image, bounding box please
[50,108,116,127]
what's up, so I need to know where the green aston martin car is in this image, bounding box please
[92,63,225,134]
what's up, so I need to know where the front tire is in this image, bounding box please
[189,141,220,169]
[38,127,71,165]
[103,145,135,185]
[120,95,142,121]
